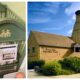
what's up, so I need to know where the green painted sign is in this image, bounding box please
[0,3,25,77]
[0,20,25,42]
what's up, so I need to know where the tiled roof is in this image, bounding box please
[31,31,75,48]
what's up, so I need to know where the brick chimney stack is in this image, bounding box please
[72,10,80,43]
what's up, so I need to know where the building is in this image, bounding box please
[28,10,80,62]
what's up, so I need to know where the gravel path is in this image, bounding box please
[28,69,80,78]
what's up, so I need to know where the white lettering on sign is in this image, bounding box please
[0,29,11,38]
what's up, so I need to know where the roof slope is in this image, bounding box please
[31,31,75,48]
[69,52,80,58]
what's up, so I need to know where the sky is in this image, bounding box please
[28,2,80,36]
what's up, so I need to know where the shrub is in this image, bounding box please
[41,61,62,76]
[59,69,75,75]
[36,61,74,76]
[28,60,45,69]
[40,61,75,76]
[61,57,80,72]
[33,60,45,67]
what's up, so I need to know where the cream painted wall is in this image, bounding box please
[2,2,26,22]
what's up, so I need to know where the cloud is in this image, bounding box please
[65,2,80,26]
[67,20,72,24]
[67,29,73,35]
[41,27,62,31]
[43,2,60,14]
[65,2,80,36]
[28,17,51,24]
[72,14,76,20]
[28,2,61,24]
[65,2,80,16]
[39,22,68,32]
[65,2,79,28]
[28,2,60,14]
[67,17,75,25]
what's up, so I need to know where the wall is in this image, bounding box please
[28,32,40,61]
[72,14,80,43]
[39,46,73,61]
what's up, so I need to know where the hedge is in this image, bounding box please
[60,57,80,72]
[28,60,45,69]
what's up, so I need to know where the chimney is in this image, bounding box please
[72,10,80,44]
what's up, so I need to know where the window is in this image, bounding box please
[75,47,80,52]
[74,44,80,52]
[32,47,35,53]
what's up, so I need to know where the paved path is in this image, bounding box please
[28,69,80,78]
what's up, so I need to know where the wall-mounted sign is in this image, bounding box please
[0,29,11,38]
[42,47,58,53]
[0,44,18,65]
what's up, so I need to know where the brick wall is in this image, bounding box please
[39,46,72,61]
[28,32,40,61]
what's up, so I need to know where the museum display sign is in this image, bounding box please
[0,44,18,65]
